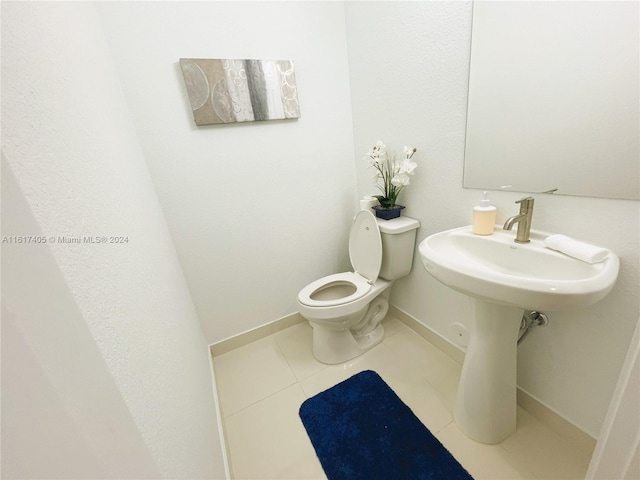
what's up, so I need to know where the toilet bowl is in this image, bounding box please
[297,210,419,364]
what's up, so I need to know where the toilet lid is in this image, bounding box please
[349,210,382,283]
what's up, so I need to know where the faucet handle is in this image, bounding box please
[516,197,535,212]
[515,196,534,205]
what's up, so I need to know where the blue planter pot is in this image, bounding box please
[372,205,405,220]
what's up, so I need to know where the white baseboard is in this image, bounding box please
[209,312,304,357]
[389,305,465,365]
[517,387,596,457]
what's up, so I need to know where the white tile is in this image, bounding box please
[273,322,327,382]
[298,342,397,399]
[436,422,537,479]
[501,407,591,480]
[383,323,463,405]
[213,336,297,417]
[380,314,405,338]
[215,319,590,480]
[224,384,326,480]
[374,361,454,434]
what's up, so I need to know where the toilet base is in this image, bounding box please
[312,323,385,365]
[308,294,389,364]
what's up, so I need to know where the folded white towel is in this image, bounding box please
[544,234,610,264]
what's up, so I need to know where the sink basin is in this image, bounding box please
[419,225,619,311]
[418,225,619,444]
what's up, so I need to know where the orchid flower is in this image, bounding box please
[365,141,419,208]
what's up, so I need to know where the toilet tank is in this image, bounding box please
[376,216,420,280]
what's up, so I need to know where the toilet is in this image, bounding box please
[297,210,420,364]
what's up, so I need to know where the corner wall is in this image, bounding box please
[1,2,226,478]
[98,1,358,344]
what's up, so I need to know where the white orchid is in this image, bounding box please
[398,158,417,175]
[365,141,419,208]
[391,173,411,187]
[367,155,383,168]
[366,141,387,167]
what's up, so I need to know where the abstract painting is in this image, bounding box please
[179,58,301,125]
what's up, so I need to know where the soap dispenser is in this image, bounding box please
[472,192,497,235]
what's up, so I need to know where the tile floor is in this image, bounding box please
[212,316,592,480]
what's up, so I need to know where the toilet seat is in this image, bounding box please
[297,272,372,308]
[297,211,382,309]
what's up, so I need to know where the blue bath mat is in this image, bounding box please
[299,370,473,480]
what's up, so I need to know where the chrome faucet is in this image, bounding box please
[503,197,535,243]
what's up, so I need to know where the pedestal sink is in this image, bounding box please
[419,225,619,444]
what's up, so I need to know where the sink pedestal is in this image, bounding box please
[453,300,523,444]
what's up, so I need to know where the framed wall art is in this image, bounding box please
[179,58,301,125]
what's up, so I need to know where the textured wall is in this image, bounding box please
[345,1,640,438]
[98,1,358,343]
[2,159,161,479]
[1,2,226,478]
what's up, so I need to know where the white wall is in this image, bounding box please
[587,319,640,479]
[2,158,160,479]
[345,1,640,438]
[1,2,226,478]
[97,1,358,343]
[4,1,638,472]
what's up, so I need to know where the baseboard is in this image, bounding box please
[517,388,596,456]
[206,344,232,479]
[209,312,304,357]
[389,305,596,454]
[389,305,465,365]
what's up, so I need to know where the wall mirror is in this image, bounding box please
[463,1,639,200]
